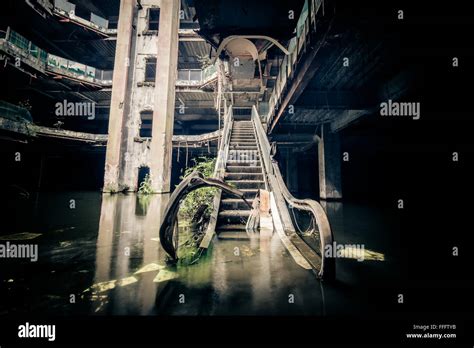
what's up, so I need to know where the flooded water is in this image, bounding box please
[0,192,400,316]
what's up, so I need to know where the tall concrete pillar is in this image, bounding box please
[149,0,180,193]
[103,0,135,193]
[103,0,180,193]
[318,124,342,200]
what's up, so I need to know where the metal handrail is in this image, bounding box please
[176,65,218,87]
[251,105,335,280]
[199,105,234,249]
[1,27,112,86]
[252,106,273,177]
[214,106,233,178]
[271,162,335,279]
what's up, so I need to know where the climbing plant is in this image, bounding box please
[178,157,217,220]
[138,173,154,195]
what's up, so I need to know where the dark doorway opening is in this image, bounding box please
[137,166,150,190]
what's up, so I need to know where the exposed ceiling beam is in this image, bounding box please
[269,17,335,133]
[330,109,372,132]
[295,89,375,109]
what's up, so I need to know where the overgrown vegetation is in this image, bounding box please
[178,157,217,221]
[196,54,212,69]
[177,157,217,265]
[138,173,154,195]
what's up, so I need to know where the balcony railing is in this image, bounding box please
[0,27,112,86]
[176,64,218,87]
[266,0,323,125]
[1,27,215,89]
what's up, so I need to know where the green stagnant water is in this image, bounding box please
[0,192,399,316]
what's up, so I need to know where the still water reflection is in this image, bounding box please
[0,192,398,316]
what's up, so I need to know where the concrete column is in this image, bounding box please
[318,123,342,200]
[320,200,344,236]
[103,0,135,192]
[286,148,299,194]
[149,0,180,193]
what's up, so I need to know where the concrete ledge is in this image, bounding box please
[0,116,222,146]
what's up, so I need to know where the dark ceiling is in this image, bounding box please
[193,0,305,47]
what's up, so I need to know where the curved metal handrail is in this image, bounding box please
[160,171,250,260]
[251,105,335,280]
[271,161,335,279]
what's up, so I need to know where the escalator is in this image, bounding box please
[216,111,265,239]
[209,105,335,279]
